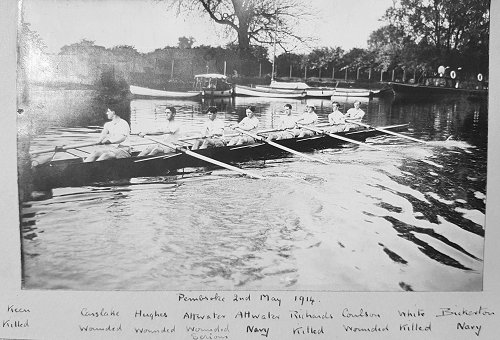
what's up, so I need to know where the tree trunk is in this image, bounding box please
[236,24,253,75]
[237,25,251,53]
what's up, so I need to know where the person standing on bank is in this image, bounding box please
[191,106,225,150]
[227,106,259,146]
[296,104,319,138]
[138,106,181,156]
[266,103,298,141]
[84,108,131,162]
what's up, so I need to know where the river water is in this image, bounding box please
[19,89,487,291]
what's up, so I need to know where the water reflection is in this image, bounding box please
[22,89,487,148]
[19,89,488,291]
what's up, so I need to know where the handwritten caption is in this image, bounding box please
[2,305,30,329]
[1,296,496,338]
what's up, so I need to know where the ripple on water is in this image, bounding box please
[21,137,486,291]
[19,89,487,291]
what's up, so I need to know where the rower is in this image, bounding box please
[344,100,365,130]
[295,104,318,138]
[137,106,181,156]
[227,106,259,146]
[266,104,298,141]
[191,106,225,150]
[84,108,131,162]
[325,101,347,133]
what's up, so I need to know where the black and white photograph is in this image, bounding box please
[16,0,490,292]
[3,0,500,338]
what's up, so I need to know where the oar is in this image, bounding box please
[233,127,330,165]
[346,120,428,144]
[177,126,287,143]
[31,141,99,156]
[298,124,387,151]
[134,153,182,163]
[142,135,265,179]
[178,133,239,142]
[301,124,443,168]
[177,125,304,144]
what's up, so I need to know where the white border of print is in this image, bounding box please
[1,1,499,339]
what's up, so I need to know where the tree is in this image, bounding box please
[307,47,341,78]
[382,0,490,73]
[166,0,312,54]
[110,45,141,58]
[368,25,405,71]
[341,48,370,69]
[59,39,107,56]
[178,36,195,48]
[274,52,302,77]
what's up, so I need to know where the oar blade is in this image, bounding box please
[299,124,386,152]
[143,135,265,179]
[266,140,330,165]
[234,127,330,165]
[184,149,266,179]
[347,120,428,144]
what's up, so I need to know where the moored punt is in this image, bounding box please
[268,80,310,90]
[261,80,336,98]
[332,87,373,98]
[31,124,408,190]
[305,88,336,98]
[234,84,306,98]
[256,85,335,98]
[389,79,488,99]
[130,73,234,99]
[129,85,201,99]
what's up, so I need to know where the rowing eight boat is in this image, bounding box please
[31,124,408,190]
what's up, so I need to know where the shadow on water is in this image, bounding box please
[18,88,488,291]
[388,96,488,146]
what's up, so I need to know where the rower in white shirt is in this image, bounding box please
[227,106,259,146]
[296,104,319,138]
[344,100,366,131]
[325,101,347,133]
[191,106,225,150]
[138,106,181,156]
[266,104,298,141]
[84,108,131,162]
[345,100,365,120]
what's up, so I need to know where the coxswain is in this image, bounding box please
[84,108,131,162]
